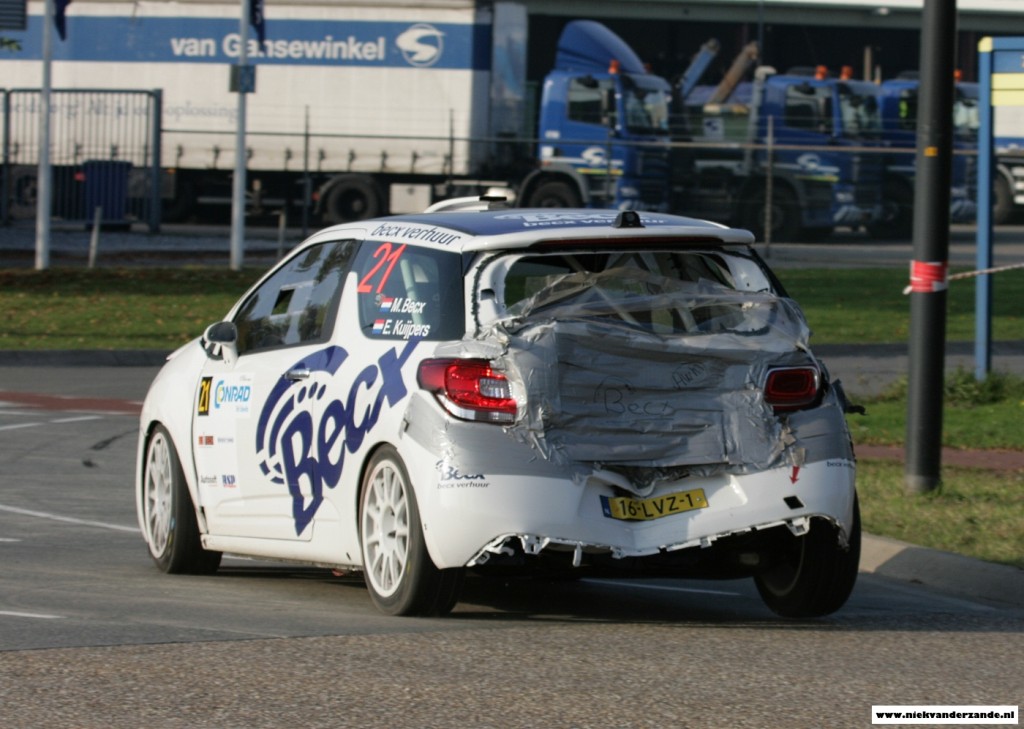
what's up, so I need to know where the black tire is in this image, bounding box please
[321,176,381,224]
[359,446,463,616]
[740,184,801,242]
[140,424,222,575]
[866,179,913,240]
[525,180,583,208]
[797,226,835,242]
[993,172,1014,226]
[754,495,861,618]
[161,177,197,223]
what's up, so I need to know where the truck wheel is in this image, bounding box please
[754,495,861,618]
[526,180,583,208]
[141,424,222,575]
[866,180,913,240]
[322,176,380,223]
[741,185,800,242]
[359,446,463,616]
[993,172,1014,225]
[161,178,197,223]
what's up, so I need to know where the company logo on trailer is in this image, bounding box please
[396,24,444,67]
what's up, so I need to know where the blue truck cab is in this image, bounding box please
[871,75,978,238]
[682,66,884,241]
[522,20,672,211]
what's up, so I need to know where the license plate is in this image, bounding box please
[601,488,708,522]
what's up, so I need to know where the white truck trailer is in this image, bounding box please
[3,0,532,222]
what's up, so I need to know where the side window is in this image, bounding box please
[233,240,356,355]
[784,86,832,134]
[354,241,464,341]
[567,77,610,125]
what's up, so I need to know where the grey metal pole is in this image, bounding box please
[34,0,55,270]
[974,38,995,382]
[229,0,249,271]
[905,0,957,495]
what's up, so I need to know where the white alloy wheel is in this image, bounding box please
[361,457,412,599]
[359,446,463,616]
[141,424,221,574]
[143,428,175,560]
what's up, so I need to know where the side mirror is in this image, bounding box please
[201,321,238,365]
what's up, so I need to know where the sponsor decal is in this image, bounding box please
[493,211,675,229]
[199,475,218,486]
[255,341,420,535]
[368,224,462,246]
[221,474,237,488]
[197,376,213,416]
[435,460,489,489]
[213,375,253,415]
[197,434,215,447]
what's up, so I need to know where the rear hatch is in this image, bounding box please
[478,245,818,475]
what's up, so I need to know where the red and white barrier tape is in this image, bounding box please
[903,261,1024,295]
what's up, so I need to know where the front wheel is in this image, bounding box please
[993,172,1015,225]
[359,446,463,616]
[740,184,801,242]
[141,424,222,575]
[754,496,861,618]
[525,180,583,208]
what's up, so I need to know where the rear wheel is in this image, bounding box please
[321,175,381,223]
[359,446,463,616]
[754,495,860,618]
[141,425,222,575]
[866,179,913,240]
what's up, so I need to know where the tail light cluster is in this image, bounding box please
[764,366,822,413]
[417,358,517,424]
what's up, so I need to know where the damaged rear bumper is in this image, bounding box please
[412,449,857,570]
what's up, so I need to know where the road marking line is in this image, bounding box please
[0,504,138,533]
[51,416,104,424]
[0,422,41,431]
[0,610,65,620]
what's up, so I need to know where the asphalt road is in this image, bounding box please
[0,366,1022,728]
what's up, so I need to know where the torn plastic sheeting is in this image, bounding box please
[502,269,811,352]
[493,318,812,470]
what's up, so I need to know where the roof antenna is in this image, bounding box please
[613,210,644,228]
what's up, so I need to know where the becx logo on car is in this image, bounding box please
[254,341,420,535]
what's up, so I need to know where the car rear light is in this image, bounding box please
[764,366,821,412]
[417,359,517,424]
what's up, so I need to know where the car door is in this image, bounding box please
[193,239,357,541]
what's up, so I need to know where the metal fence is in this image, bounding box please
[1,88,162,230]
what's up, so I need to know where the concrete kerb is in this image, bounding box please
[859,534,1024,609]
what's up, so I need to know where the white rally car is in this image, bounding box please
[135,207,860,618]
